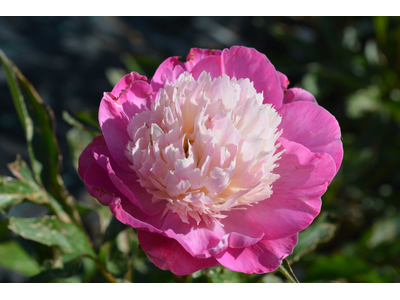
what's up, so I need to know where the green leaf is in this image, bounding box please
[104,216,128,243]
[0,240,41,277]
[0,156,69,221]
[288,213,338,263]
[306,254,392,283]
[66,127,97,173]
[367,213,400,248]
[7,154,37,185]
[206,266,242,283]
[279,258,299,283]
[28,255,83,283]
[62,110,100,137]
[0,176,47,214]
[8,216,95,258]
[0,49,79,224]
[73,108,101,131]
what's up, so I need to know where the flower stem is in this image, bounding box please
[96,261,117,283]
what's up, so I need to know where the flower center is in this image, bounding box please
[125,71,283,225]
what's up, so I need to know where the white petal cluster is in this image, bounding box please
[125,71,283,225]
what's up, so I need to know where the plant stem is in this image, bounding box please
[96,261,117,283]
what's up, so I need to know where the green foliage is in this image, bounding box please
[8,216,95,258]
[1,17,400,282]
[288,213,338,263]
[0,240,41,277]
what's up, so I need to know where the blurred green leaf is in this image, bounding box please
[104,216,127,244]
[373,17,389,46]
[63,110,100,137]
[346,85,381,118]
[99,240,129,278]
[306,254,392,282]
[0,240,41,277]
[121,53,146,76]
[288,213,338,263]
[66,127,97,173]
[8,216,95,258]
[0,49,80,225]
[28,255,83,283]
[279,258,299,283]
[105,67,127,87]
[206,266,242,283]
[367,213,400,248]
[73,109,101,131]
[261,273,284,283]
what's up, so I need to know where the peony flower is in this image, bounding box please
[79,46,343,275]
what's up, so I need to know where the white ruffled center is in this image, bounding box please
[125,71,283,225]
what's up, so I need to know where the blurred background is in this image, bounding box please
[1,16,400,283]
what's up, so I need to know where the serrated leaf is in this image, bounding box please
[7,155,37,185]
[8,216,95,258]
[288,213,338,263]
[0,240,41,277]
[0,176,47,214]
[0,49,79,224]
[279,258,299,283]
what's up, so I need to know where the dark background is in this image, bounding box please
[1,16,400,282]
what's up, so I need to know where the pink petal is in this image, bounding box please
[150,57,188,92]
[112,72,148,96]
[78,135,106,180]
[221,46,283,109]
[137,230,219,275]
[277,71,290,91]
[99,79,153,170]
[278,101,343,171]
[109,197,165,234]
[190,56,224,80]
[110,195,264,258]
[185,48,222,66]
[238,138,337,240]
[83,161,119,206]
[92,145,165,216]
[215,234,298,274]
[283,87,317,104]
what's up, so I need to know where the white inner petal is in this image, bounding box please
[125,71,283,225]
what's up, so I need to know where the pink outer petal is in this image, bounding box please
[151,48,223,92]
[236,137,337,240]
[83,161,119,206]
[191,56,224,80]
[277,71,290,91]
[99,78,154,171]
[112,71,148,96]
[186,48,222,66]
[215,234,298,274]
[283,87,317,104]
[78,135,106,180]
[221,46,284,109]
[110,196,264,259]
[278,101,343,171]
[137,230,220,275]
[80,137,265,258]
[91,145,165,216]
[150,57,188,92]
